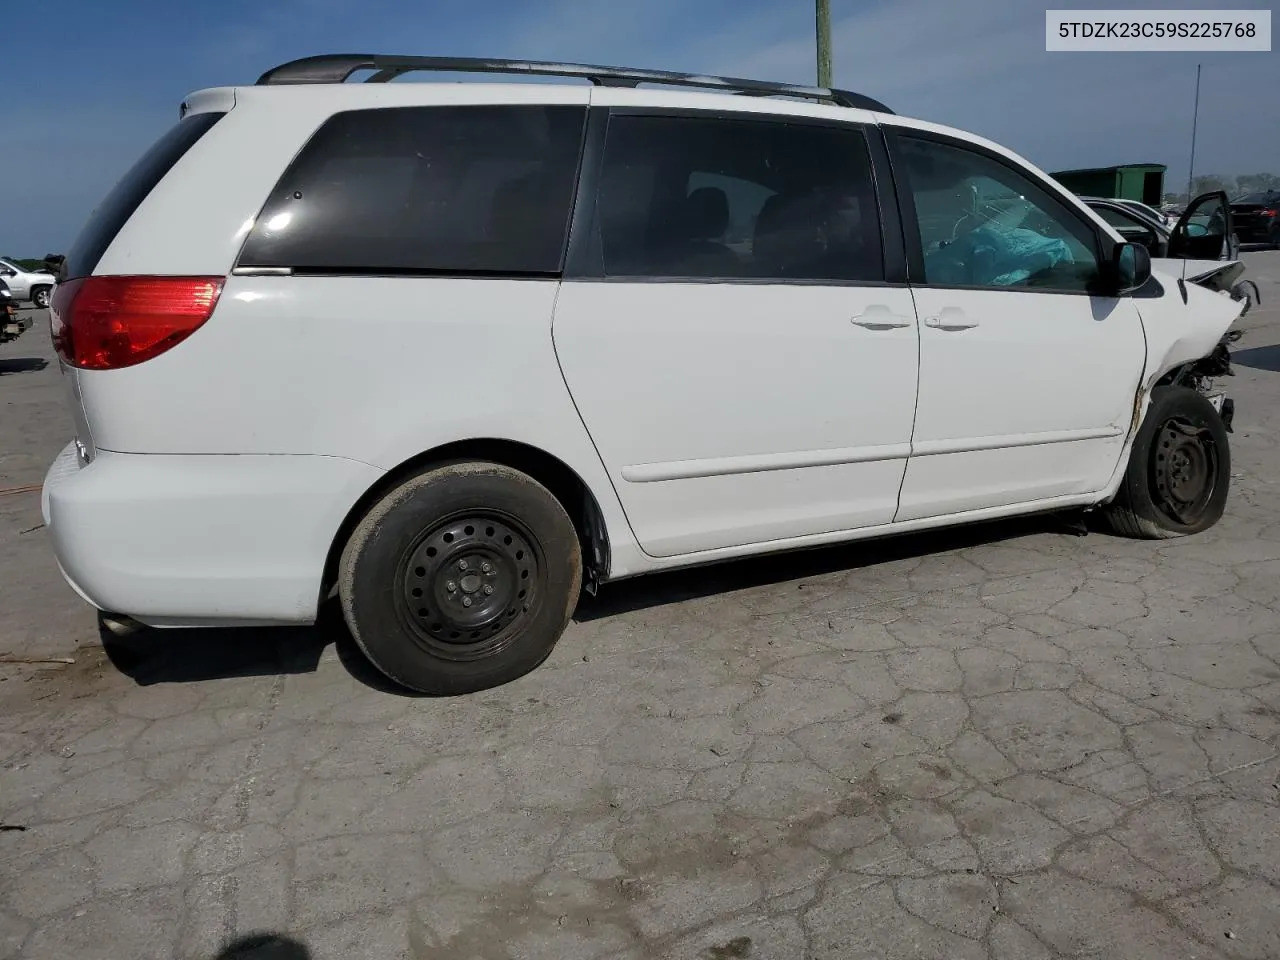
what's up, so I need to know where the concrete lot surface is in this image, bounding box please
[2,252,1279,960]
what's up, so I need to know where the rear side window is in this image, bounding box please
[238,105,587,276]
[62,112,224,281]
[593,114,883,282]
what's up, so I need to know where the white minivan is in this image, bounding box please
[44,55,1245,694]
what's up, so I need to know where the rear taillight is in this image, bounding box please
[51,276,223,370]
[1262,208,1278,218]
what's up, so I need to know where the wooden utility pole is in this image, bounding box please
[816,0,833,88]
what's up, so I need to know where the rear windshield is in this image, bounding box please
[1232,191,1280,204]
[62,111,224,281]
[236,105,587,276]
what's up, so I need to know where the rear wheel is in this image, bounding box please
[1105,386,1230,539]
[339,462,582,695]
[32,286,51,309]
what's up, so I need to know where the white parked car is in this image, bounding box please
[0,258,56,308]
[43,55,1245,694]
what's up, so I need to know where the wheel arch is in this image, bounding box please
[319,438,612,610]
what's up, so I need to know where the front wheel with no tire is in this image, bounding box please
[338,462,582,695]
[1105,385,1231,539]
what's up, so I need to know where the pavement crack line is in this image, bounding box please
[847,750,1279,894]
[209,672,287,944]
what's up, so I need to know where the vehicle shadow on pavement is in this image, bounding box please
[100,599,394,692]
[0,357,48,375]
[1233,342,1280,373]
[100,513,1079,695]
[575,513,1065,621]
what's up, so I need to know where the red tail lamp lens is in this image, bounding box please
[51,276,223,370]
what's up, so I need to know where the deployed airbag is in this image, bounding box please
[925,224,1073,287]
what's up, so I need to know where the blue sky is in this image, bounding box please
[4,0,1276,256]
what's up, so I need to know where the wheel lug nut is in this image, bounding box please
[483,585,494,596]
[462,596,473,607]
[446,581,457,592]
[481,562,492,573]
[458,560,469,571]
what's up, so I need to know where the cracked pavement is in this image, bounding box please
[2,250,1280,960]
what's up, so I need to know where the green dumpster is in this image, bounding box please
[1050,164,1166,205]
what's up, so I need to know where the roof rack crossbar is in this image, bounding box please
[255,54,893,114]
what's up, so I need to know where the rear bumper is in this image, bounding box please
[1234,222,1276,242]
[42,443,383,627]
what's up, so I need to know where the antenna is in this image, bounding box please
[1182,62,1202,282]
[1185,62,1202,203]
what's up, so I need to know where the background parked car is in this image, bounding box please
[0,257,56,307]
[1082,191,1259,313]
[1229,189,1280,247]
[1113,198,1174,228]
[1083,192,1236,263]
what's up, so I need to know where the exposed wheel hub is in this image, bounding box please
[1152,418,1216,526]
[397,515,539,657]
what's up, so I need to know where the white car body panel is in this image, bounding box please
[40,74,1247,627]
[552,282,919,557]
[43,442,383,625]
[1151,256,1240,281]
[897,288,1145,521]
[1138,266,1245,388]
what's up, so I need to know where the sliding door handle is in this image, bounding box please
[852,305,914,330]
[923,307,978,330]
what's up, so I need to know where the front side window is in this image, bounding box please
[897,135,1101,292]
[238,105,587,275]
[594,114,884,282]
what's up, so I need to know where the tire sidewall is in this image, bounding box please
[341,463,582,695]
[1124,386,1231,535]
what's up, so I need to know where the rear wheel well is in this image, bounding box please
[319,439,610,610]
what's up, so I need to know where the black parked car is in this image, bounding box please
[1230,189,1280,247]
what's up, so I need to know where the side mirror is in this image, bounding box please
[1111,241,1151,294]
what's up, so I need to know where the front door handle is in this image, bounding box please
[852,305,914,330]
[923,307,979,330]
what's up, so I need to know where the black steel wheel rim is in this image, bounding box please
[395,513,542,661]
[1151,416,1217,526]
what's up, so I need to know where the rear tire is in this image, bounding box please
[1105,386,1230,539]
[32,286,51,309]
[338,461,582,695]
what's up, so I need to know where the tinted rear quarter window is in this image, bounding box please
[62,111,224,281]
[238,105,587,275]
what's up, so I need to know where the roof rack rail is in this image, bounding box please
[254,54,894,114]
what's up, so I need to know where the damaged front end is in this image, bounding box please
[1157,328,1242,431]
[1185,259,1262,318]
[1152,261,1255,433]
